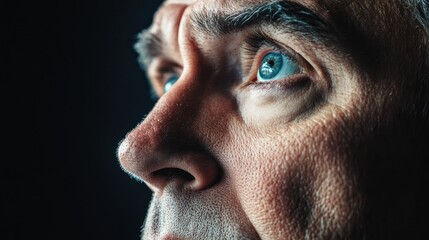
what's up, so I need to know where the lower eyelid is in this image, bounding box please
[238,73,310,92]
[253,74,310,89]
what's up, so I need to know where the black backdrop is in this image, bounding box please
[4,1,163,239]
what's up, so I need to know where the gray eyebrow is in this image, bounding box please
[134,29,162,72]
[189,0,335,44]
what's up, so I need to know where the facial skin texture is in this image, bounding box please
[118,0,429,239]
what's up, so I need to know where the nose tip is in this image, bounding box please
[117,135,220,194]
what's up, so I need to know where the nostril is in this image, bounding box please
[152,168,195,182]
[127,150,220,193]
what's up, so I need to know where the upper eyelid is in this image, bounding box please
[153,57,182,72]
[256,40,302,67]
[149,60,182,97]
[151,58,182,80]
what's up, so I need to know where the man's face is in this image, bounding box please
[118,0,424,239]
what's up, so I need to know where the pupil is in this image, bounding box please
[258,53,283,80]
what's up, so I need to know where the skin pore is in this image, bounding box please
[118,0,429,239]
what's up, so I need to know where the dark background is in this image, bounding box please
[3,0,163,239]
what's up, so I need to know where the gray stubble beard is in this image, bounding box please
[141,185,259,240]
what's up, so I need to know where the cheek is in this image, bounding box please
[222,113,363,239]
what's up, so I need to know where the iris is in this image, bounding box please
[164,75,179,93]
[258,52,299,81]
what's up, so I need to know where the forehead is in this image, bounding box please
[159,0,385,19]
[148,0,410,72]
[156,0,404,47]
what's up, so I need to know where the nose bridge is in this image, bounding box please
[117,2,227,194]
[118,72,205,173]
[118,45,220,194]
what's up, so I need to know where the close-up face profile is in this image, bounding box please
[117,0,429,239]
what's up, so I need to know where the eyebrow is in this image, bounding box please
[191,0,335,44]
[134,29,162,72]
[135,0,336,72]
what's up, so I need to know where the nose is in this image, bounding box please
[117,74,221,195]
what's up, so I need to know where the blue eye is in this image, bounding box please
[164,75,179,93]
[258,52,300,81]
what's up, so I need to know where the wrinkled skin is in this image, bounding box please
[117,0,429,239]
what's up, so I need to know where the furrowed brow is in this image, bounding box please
[190,0,335,44]
[134,29,163,72]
